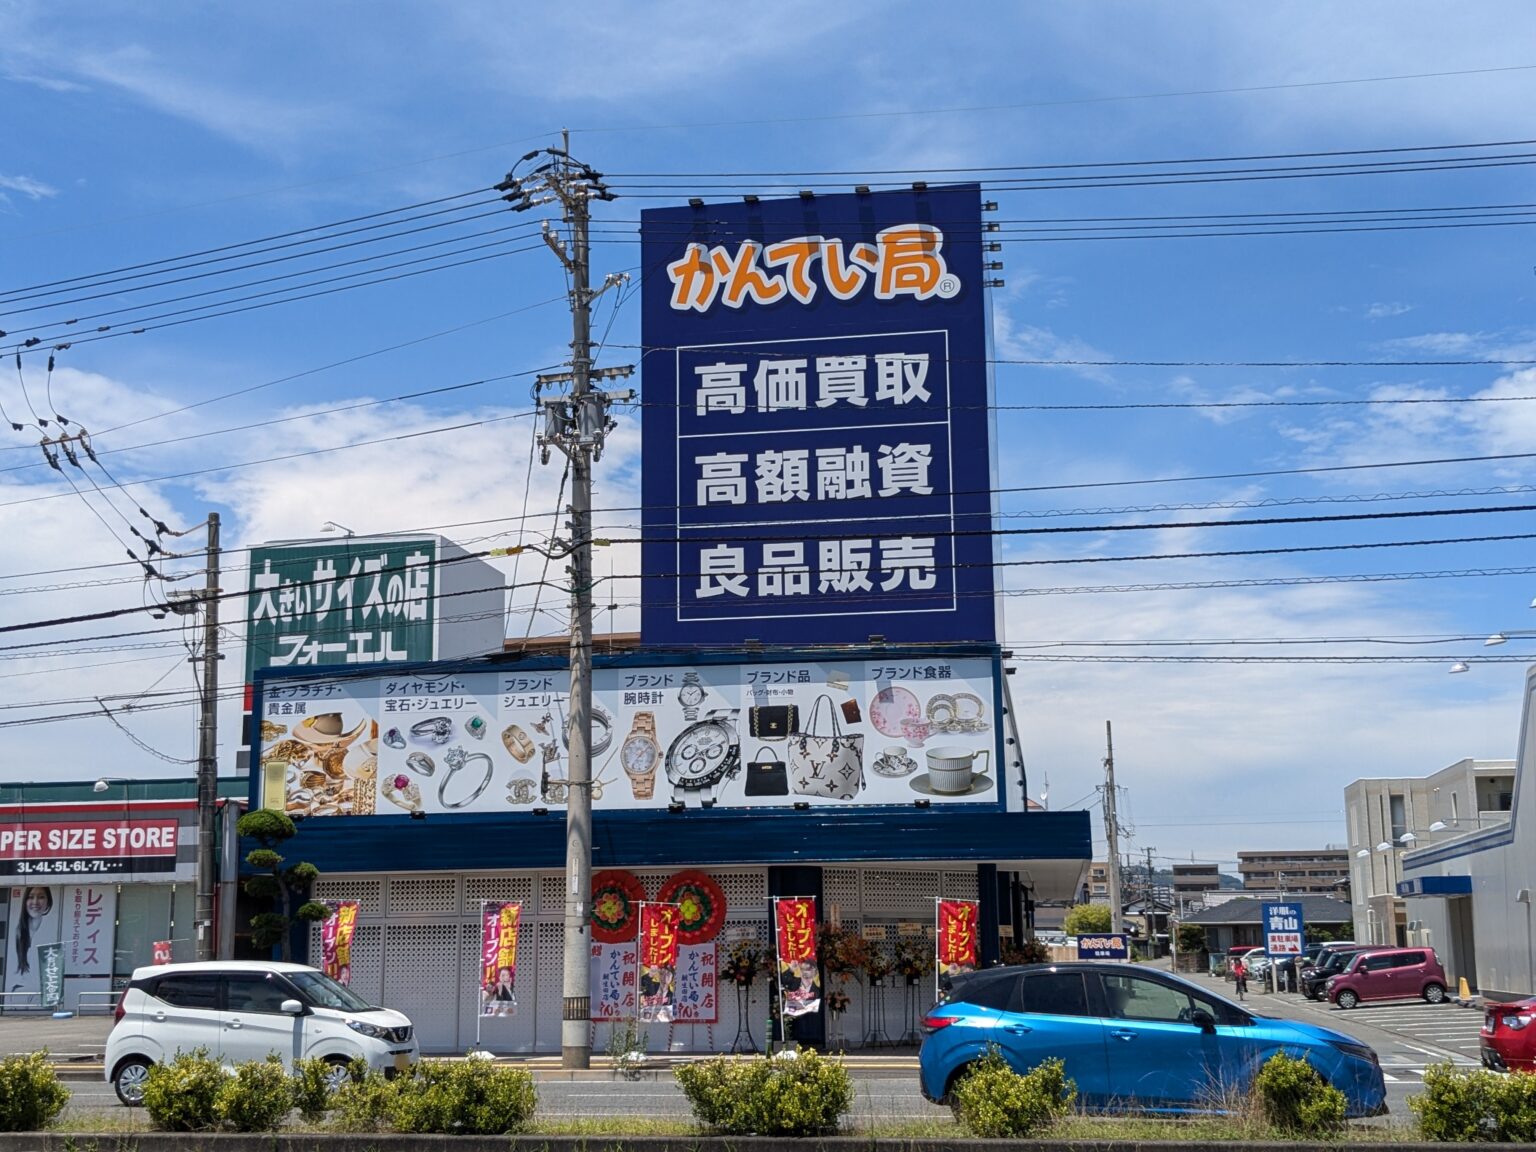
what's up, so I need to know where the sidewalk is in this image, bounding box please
[0,1012,921,1080]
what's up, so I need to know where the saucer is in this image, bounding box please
[908,772,994,798]
[872,754,917,778]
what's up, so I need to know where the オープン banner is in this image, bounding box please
[774,896,821,1019]
[639,185,997,648]
[637,903,680,1023]
[321,901,359,986]
[936,898,979,990]
[481,902,521,1016]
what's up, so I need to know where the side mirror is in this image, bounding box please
[1189,1008,1217,1033]
[280,999,305,1015]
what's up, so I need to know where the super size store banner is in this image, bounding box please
[639,185,998,648]
[258,657,1000,817]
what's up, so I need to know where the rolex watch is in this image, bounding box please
[677,670,705,721]
[621,711,661,800]
[665,707,741,807]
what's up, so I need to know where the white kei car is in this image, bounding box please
[105,960,418,1105]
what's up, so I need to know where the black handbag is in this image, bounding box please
[745,746,789,796]
[749,705,798,741]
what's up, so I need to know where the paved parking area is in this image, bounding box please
[1327,1000,1486,1065]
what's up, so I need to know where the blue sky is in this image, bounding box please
[3,1,1535,871]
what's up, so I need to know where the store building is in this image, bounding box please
[0,778,246,1012]
[252,642,1091,1054]
[240,183,1094,1054]
[1398,676,1531,1000]
[1345,757,1514,953]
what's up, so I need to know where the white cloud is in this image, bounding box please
[1366,302,1413,319]
[0,174,55,199]
[992,297,1116,384]
[63,46,347,155]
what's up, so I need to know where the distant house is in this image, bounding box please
[1177,895,1354,954]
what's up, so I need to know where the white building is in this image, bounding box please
[1343,758,1514,960]
[1393,674,1533,1000]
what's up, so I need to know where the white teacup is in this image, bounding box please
[925,746,991,794]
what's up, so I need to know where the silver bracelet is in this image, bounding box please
[440,746,493,809]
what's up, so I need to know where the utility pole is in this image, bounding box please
[1103,721,1122,936]
[499,140,629,1070]
[194,513,221,961]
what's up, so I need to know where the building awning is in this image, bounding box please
[1396,875,1473,897]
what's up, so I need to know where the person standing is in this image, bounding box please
[9,887,55,995]
[1231,955,1248,1001]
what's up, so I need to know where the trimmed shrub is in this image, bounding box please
[388,1060,537,1135]
[1410,1062,1536,1142]
[329,1064,401,1133]
[142,1049,224,1132]
[0,1051,70,1131]
[951,1047,1075,1139]
[215,1056,292,1132]
[1253,1051,1346,1137]
[290,1056,337,1124]
[675,1051,854,1136]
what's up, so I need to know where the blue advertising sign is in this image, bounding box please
[639,185,997,647]
[1262,901,1305,958]
[1075,933,1130,960]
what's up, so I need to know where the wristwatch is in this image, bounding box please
[620,712,661,800]
[665,708,741,807]
[677,670,705,721]
[561,702,613,755]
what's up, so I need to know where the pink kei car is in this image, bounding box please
[1326,947,1448,1009]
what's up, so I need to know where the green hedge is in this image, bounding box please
[950,1047,1075,1138]
[0,1052,69,1132]
[333,1059,537,1135]
[675,1050,854,1136]
[1252,1051,1345,1137]
[1411,1062,1536,1142]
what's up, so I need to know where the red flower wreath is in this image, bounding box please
[656,869,728,944]
[590,869,646,943]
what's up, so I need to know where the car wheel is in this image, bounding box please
[1423,982,1447,1004]
[113,1056,154,1107]
[1335,989,1359,1010]
[323,1056,355,1091]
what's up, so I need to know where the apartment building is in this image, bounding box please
[1237,849,1350,894]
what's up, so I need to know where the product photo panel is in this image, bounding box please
[257,657,1001,817]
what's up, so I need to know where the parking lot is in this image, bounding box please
[1254,985,1484,1094]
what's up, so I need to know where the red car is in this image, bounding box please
[1482,998,1536,1071]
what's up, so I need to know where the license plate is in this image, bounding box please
[394,1053,409,1072]
[1484,1013,1495,1033]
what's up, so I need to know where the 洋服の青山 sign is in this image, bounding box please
[640,185,998,647]
[0,819,179,876]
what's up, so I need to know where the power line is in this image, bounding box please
[0,186,497,300]
[6,239,550,357]
[570,66,1536,133]
[606,137,1536,177]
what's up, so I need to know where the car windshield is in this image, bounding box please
[287,969,374,1012]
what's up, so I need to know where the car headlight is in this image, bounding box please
[1506,1014,1533,1031]
[1328,1038,1378,1065]
[346,1019,390,1039]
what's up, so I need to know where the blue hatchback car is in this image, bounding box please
[919,963,1386,1116]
